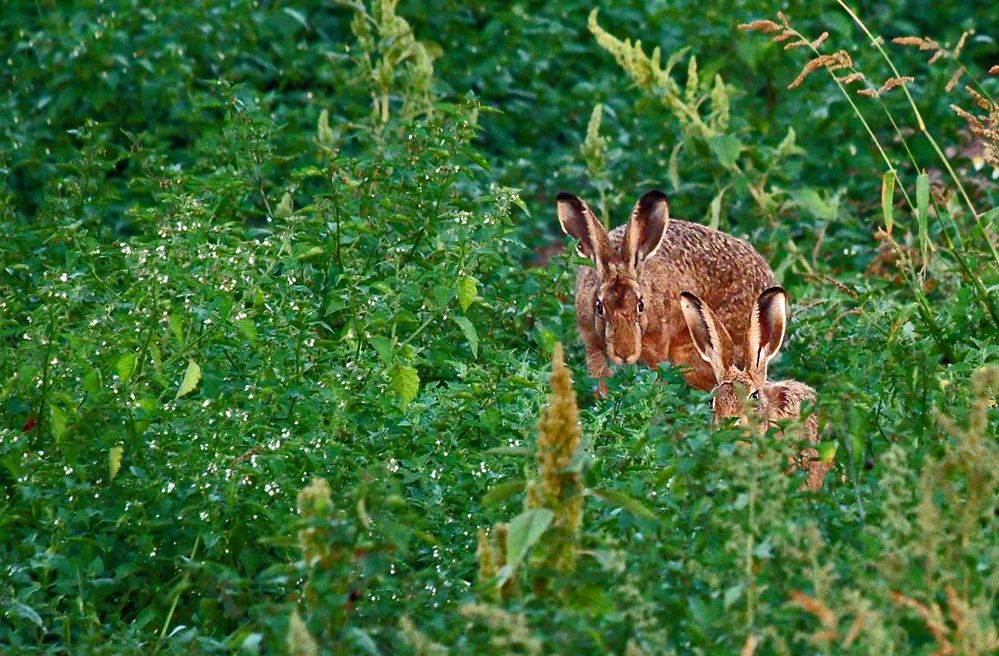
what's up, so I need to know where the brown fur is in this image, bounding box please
[558,190,776,392]
[680,287,831,491]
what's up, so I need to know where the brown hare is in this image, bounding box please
[678,286,830,490]
[557,190,776,393]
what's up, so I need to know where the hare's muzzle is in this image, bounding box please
[606,321,642,365]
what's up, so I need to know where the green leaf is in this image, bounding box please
[589,487,657,519]
[168,313,185,345]
[116,352,137,383]
[370,335,395,366]
[281,7,309,31]
[83,368,102,397]
[236,318,257,345]
[708,134,743,169]
[8,601,43,629]
[50,405,68,444]
[916,171,930,261]
[979,206,999,226]
[389,364,420,409]
[109,446,123,481]
[175,359,201,400]
[481,479,526,506]
[881,169,896,235]
[792,188,836,221]
[817,440,838,463]
[497,508,553,585]
[458,276,478,311]
[452,315,479,358]
[275,191,294,219]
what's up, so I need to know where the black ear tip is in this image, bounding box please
[556,191,579,204]
[639,189,669,204]
[679,291,701,306]
[761,286,787,300]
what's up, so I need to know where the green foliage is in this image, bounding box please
[1,0,997,654]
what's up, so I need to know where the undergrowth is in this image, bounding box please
[1,0,997,654]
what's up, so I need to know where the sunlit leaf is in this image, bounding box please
[175,359,201,400]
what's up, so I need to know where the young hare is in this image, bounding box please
[679,286,830,490]
[557,190,776,392]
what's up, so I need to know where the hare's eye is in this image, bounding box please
[595,299,604,316]
[637,298,645,314]
[749,390,761,402]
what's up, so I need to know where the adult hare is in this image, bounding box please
[557,190,775,392]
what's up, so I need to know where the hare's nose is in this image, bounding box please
[623,351,640,364]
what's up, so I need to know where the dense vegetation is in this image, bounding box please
[2,1,997,653]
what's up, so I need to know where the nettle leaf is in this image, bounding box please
[109,446,124,481]
[50,404,68,443]
[389,363,420,409]
[792,188,837,221]
[708,134,743,170]
[168,313,185,345]
[457,276,478,311]
[236,318,257,345]
[175,359,202,400]
[116,352,137,383]
[452,315,479,358]
[370,335,395,365]
[497,508,553,586]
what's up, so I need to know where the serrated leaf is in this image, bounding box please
[168,313,185,345]
[50,405,68,443]
[590,487,657,519]
[389,364,419,409]
[370,335,395,366]
[452,315,479,358]
[109,446,123,481]
[116,352,137,383]
[708,134,743,169]
[458,276,478,311]
[275,191,294,219]
[83,368,102,397]
[175,359,201,400]
[481,479,526,506]
[497,508,553,586]
[916,172,930,262]
[792,188,836,221]
[236,318,257,345]
[881,170,896,236]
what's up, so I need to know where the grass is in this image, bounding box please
[1,0,997,654]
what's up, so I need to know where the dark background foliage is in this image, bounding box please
[1,0,997,654]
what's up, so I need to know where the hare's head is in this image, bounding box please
[679,287,789,428]
[557,190,670,365]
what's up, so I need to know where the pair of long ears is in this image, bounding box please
[556,190,670,277]
[679,287,788,384]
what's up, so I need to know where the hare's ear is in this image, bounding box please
[680,292,734,383]
[557,192,613,276]
[623,190,670,271]
[746,287,788,380]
